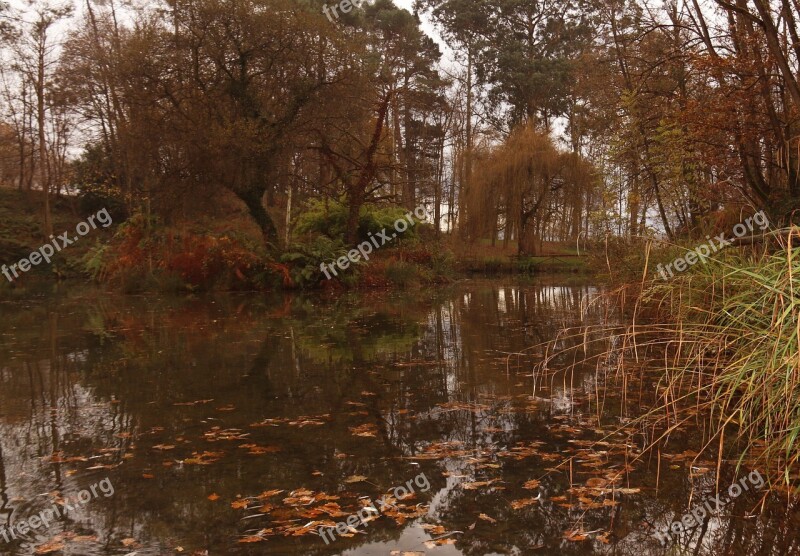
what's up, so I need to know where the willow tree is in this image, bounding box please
[468,125,594,254]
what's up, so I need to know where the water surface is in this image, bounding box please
[0,279,796,555]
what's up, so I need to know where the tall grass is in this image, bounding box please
[533,228,800,488]
[639,228,800,485]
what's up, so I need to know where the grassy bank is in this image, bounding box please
[537,230,800,489]
[641,231,800,484]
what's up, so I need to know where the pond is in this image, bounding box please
[0,278,796,555]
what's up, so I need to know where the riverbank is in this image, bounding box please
[0,189,590,296]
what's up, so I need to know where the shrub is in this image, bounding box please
[384,260,419,288]
[294,199,422,244]
[86,214,272,291]
[281,236,353,288]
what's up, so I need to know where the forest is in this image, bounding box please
[2,0,798,266]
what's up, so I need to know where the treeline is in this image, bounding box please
[1,0,800,255]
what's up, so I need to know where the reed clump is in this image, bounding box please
[638,228,800,484]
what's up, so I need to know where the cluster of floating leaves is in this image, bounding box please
[229,487,430,543]
[34,387,745,553]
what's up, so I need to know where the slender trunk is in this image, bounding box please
[37,33,51,237]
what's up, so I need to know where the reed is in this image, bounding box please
[641,228,800,484]
[533,228,800,487]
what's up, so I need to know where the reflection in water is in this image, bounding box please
[0,280,796,555]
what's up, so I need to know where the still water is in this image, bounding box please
[0,279,797,555]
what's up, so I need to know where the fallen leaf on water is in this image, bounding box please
[231,499,249,509]
[86,463,122,470]
[510,497,539,510]
[478,513,496,523]
[207,493,220,501]
[462,479,501,490]
[564,530,588,542]
[121,538,137,547]
[238,536,264,543]
[257,489,284,498]
[523,479,540,489]
[349,424,378,438]
[204,428,248,442]
[424,538,456,548]
[420,524,445,535]
[47,453,88,464]
[34,540,65,554]
[183,451,224,465]
[243,445,281,455]
[344,475,368,484]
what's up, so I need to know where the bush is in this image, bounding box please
[384,260,419,288]
[281,236,354,288]
[294,199,422,244]
[86,214,273,292]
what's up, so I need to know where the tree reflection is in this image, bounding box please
[0,282,795,554]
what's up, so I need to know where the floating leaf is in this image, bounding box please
[349,424,378,437]
[34,540,66,554]
[510,497,539,509]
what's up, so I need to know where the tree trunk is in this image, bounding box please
[36,32,52,238]
[237,186,279,253]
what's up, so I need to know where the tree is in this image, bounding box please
[5,0,72,236]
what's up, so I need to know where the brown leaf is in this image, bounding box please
[238,536,264,543]
[510,497,539,510]
[34,540,65,554]
[349,424,378,437]
[523,479,541,490]
[564,530,588,542]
